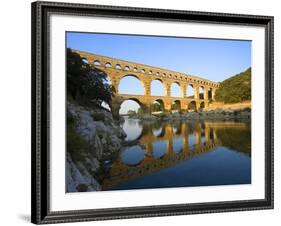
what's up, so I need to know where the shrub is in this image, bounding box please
[244,107,251,112]
[127,110,137,116]
[67,124,90,161]
[67,110,90,161]
[215,68,251,104]
[91,112,105,121]
[67,110,78,125]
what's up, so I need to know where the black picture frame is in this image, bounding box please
[31,1,274,224]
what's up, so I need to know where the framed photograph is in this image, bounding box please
[31,1,274,224]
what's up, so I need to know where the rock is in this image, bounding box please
[119,116,125,123]
[68,102,126,159]
[240,110,251,119]
[171,112,182,118]
[185,112,200,119]
[76,184,88,192]
[66,102,127,192]
[66,153,101,192]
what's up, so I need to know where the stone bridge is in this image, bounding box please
[75,50,220,119]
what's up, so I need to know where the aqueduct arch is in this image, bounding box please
[75,50,219,119]
[118,75,145,95]
[152,99,165,112]
[150,79,166,96]
[188,101,197,112]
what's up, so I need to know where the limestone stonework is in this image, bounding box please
[74,50,220,118]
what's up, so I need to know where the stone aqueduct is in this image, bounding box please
[75,50,220,119]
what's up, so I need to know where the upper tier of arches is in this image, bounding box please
[75,50,219,88]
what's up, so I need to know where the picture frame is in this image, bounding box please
[31,1,274,224]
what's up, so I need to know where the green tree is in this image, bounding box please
[137,108,144,115]
[171,101,180,111]
[137,105,150,115]
[67,48,114,107]
[151,102,163,112]
[127,110,137,115]
[215,67,251,104]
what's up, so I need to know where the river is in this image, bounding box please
[100,117,251,191]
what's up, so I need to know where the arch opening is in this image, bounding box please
[188,101,197,112]
[208,87,213,100]
[119,99,143,141]
[199,101,205,111]
[171,100,181,112]
[151,99,164,114]
[199,86,204,99]
[105,62,111,68]
[115,64,122,70]
[150,79,165,96]
[93,60,100,66]
[171,82,182,97]
[118,75,144,95]
[119,99,142,116]
[186,84,195,98]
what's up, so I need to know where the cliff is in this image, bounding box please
[66,102,126,192]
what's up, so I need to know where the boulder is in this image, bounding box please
[66,153,101,192]
[66,102,127,192]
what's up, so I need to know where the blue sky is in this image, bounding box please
[67,32,251,114]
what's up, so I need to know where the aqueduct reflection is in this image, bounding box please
[101,121,250,190]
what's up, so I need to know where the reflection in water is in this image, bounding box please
[120,145,145,166]
[188,134,196,148]
[173,138,183,153]
[121,118,143,141]
[152,141,166,159]
[100,118,251,191]
[152,128,163,137]
[201,135,206,145]
[172,123,181,135]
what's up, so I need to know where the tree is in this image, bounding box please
[137,105,150,115]
[171,101,180,111]
[127,110,137,115]
[67,48,114,107]
[215,68,251,104]
[151,102,163,112]
[137,106,145,115]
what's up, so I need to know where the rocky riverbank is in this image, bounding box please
[127,108,251,121]
[66,102,126,192]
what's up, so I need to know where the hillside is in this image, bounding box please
[215,67,251,104]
